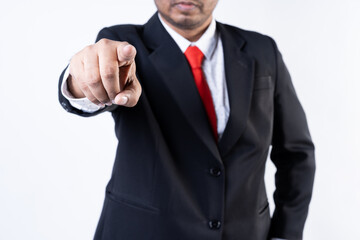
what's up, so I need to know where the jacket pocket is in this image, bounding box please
[258,200,269,215]
[253,76,272,90]
[106,190,160,214]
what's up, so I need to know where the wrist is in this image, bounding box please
[67,74,85,98]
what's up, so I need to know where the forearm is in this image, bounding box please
[67,74,86,99]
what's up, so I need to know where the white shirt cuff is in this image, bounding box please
[61,67,103,113]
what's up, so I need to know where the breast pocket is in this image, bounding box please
[253,76,273,91]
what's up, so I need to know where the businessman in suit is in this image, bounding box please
[58,0,315,239]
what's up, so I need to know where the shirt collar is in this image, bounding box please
[158,13,218,60]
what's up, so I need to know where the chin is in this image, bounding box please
[172,16,202,29]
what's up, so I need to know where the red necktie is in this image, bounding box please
[185,46,218,140]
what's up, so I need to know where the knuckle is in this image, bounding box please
[101,97,110,103]
[101,66,117,80]
[80,45,96,58]
[88,81,100,88]
[83,92,97,103]
[72,50,84,60]
[97,97,108,104]
[85,72,100,85]
[98,38,111,47]
[107,91,117,99]
[83,44,94,52]
[87,78,100,87]
[88,97,98,104]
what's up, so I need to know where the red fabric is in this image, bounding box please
[185,46,218,140]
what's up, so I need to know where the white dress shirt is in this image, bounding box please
[158,14,230,139]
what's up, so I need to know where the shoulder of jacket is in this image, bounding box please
[103,24,143,36]
[96,24,144,42]
[217,22,274,44]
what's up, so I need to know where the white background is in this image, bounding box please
[0,0,359,239]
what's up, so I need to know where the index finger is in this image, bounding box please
[117,44,137,67]
[98,44,121,101]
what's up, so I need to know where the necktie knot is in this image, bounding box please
[185,46,204,69]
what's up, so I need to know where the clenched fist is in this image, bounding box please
[67,39,142,107]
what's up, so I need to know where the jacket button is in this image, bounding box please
[209,168,221,177]
[208,220,221,229]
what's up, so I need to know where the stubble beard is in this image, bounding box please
[159,9,209,31]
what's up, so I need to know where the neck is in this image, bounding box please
[159,15,212,42]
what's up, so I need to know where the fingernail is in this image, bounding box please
[98,103,105,108]
[119,96,128,105]
[105,101,112,106]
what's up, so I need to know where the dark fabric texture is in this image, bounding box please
[58,13,315,240]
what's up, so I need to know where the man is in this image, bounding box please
[58,1,315,239]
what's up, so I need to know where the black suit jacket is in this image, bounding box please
[58,13,315,240]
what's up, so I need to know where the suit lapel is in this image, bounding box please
[142,15,255,160]
[143,14,221,162]
[217,23,255,157]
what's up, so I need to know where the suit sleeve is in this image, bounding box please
[58,27,121,117]
[268,38,316,240]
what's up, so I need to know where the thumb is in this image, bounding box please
[113,75,142,107]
